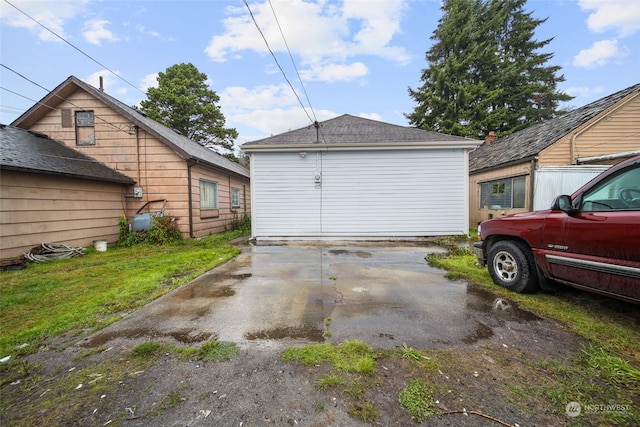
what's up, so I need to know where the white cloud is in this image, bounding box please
[300,62,369,82]
[0,0,87,42]
[204,0,410,83]
[82,18,120,45]
[566,86,604,98]
[573,39,628,67]
[85,70,121,92]
[358,113,383,122]
[579,0,640,37]
[230,107,337,138]
[140,73,159,92]
[221,84,298,110]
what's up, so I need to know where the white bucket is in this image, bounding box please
[94,240,107,252]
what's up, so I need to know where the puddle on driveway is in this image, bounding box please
[84,243,541,349]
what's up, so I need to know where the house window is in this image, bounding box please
[480,176,526,209]
[231,188,241,208]
[200,180,218,209]
[75,111,95,145]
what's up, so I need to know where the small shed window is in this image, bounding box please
[75,111,95,145]
[479,176,526,209]
[231,188,241,208]
[200,180,218,209]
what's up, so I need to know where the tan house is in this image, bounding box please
[1,125,135,259]
[469,83,640,228]
[6,76,250,258]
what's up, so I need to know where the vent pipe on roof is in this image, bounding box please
[99,76,104,92]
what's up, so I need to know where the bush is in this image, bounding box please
[229,213,251,233]
[117,214,181,247]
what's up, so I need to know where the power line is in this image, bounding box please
[1,64,134,136]
[267,0,318,124]
[3,0,146,96]
[242,0,314,125]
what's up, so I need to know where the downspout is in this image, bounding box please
[187,160,196,238]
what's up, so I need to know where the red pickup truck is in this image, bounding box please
[474,155,640,304]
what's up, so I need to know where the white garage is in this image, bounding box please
[242,114,480,241]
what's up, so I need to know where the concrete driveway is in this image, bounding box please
[86,242,538,349]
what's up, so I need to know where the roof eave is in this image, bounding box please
[242,140,481,152]
[470,155,537,175]
[1,165,136,185]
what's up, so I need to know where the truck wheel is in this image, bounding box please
[487,241,538,293]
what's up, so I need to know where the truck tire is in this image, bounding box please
[487,240,539,293]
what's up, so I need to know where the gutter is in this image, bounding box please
[242,140,482,152]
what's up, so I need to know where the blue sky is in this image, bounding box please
[1,0,639,152]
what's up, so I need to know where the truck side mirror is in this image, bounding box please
[551,195,573,212]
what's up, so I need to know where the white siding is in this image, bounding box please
[252,148,468,238]
[533,166,609,210]
[252,151,321,236]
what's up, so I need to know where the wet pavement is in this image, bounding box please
[85,242,539,349]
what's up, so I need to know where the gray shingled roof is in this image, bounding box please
[11,76,249,179]
[469,83,640,173]
[242,114,479,147]
[1,124,135,184]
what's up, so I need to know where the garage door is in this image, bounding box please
[252,149,468,238]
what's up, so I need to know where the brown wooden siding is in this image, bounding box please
[470,91,639,228]
[469,162,532,228]
[1,171,128,259]
[189,164,251,237]
[539,93,640,165]
[25,86,250,242]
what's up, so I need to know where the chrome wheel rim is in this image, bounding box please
[493,250,518,282]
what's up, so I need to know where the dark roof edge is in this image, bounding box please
[2,165,135,185]
[470,156,537,175]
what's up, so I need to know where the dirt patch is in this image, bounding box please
[1,309,593,427]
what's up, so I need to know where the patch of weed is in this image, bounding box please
[315,374,344,390]
[131,341,161,358]
[197,340,237,362]
[397,343,442,370]
[398,378,438,422]
[347,401,378,422]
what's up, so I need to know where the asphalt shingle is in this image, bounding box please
[1,124,135,184]
[469,83,640,173]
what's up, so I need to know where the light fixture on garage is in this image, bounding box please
[299,151,307,158]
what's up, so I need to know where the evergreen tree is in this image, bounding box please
[406,0,572,139]
[140,63,238,151]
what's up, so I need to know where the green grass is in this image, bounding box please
[131,341,161,358]
[0,230,246,357]
[197,340,238,362]
[427,237,640,366]
[427,236,640,425]
[282,340,376,375]
[398,378,438,422]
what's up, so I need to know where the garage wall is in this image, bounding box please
[251,148,469,238]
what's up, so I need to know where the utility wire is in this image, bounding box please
[267,0,318,124]
[3,0,146,96]
[242,0,314,125]
[1,64,135,136]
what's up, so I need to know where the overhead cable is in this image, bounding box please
[1,64,136,136]
[242,0,314,125]
[3,0,146,96]
[267,0,318,124]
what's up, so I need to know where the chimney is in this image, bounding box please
[99,76,104,92]
[485,131,497,145]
